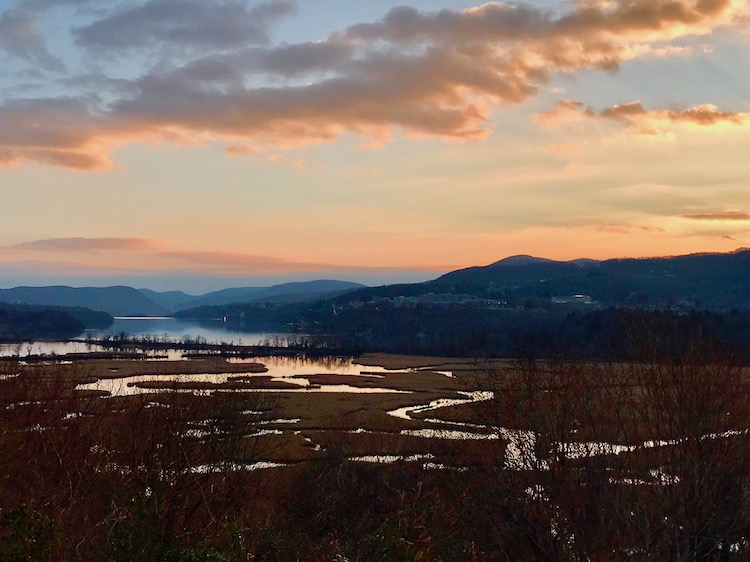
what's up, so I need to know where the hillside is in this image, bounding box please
[332,249,750,312]
[171,249,750,359]
[0,303,113,341]
[145,280,366,312]
[137,289,198,313]
[0,280,368,317]
[0,286,167,317]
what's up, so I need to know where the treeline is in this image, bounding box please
[182,301,750,363]
[312,306,750,361]
[90,331,362,357]
[0,304,112,341]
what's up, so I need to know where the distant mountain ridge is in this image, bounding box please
[4,250,748,318]
[0,280,368,316]
[0,286,167,317]
[320,249,750,312]
[142,280,367,312]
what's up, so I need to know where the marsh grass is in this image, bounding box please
[2,343,750,560]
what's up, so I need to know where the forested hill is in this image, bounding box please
[0,286,167,317]
[335,249,750,311]
[0,280,367,317]
[173,280,366,310]
[0,304,113,341]
[142,250,750,360]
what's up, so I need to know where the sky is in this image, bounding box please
[1,0,749,293]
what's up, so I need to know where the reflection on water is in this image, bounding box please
[87,317,285,346]
[401,428,499,440]
[231,355,395,377]
[74,356,415,397]
[387,391,493,421]
[0,318,290,358]
[189,461,287,473]
[77,376,410,397]
[0,341,107,357]
[351,453,435,464]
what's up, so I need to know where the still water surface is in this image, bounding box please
[89,316,284,345]
[0,317,287,357]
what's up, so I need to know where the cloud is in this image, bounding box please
[0,0,101,68]
[74,0,296,52]
[601,100,750,138]
[532,100,594,128]
[0,97,117,170]
[600,101,648,121]
[170,41,355,87]
[11,237,161,252]
[602,101,747,127]
[681,211,750,221]
[1,0,748,169]
[0,2,64,70]
[2,236,443,278]
[225,144,262,156]
[534,98,749,137]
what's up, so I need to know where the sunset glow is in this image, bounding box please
[2,0,749,291]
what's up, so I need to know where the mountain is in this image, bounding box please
[0,303,85,341]
[0,286,167,317]
[488,255,559,267]
[174,287,268,310]
[36,306,113,329]
[146,280,367,312]
[0,280,368,318]
[137,289,199,313]
[322,249,750,312]
[426,249,750,310]
[243,280,366,303]
[0,303,113,341]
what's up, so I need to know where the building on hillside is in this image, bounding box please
[551,294,595,305]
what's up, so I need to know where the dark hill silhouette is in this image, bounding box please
[441,249,750,310]
[328,249,750,312]
[0,286,166,317]
[164,249,750,361]
[150,280,366,311]
[172,287,266,310]
[0,303,112,340]
[246,280,366,302]
[137,289,197,313]
[488,255,560,267]
[0,281,367,318]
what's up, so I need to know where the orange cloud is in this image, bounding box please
[11,237,161,252]
[0,0,746,169]
[225,144,262,156]
[681,211,750,221]
[575,223,666,235]
[0,236,450,280]
[601,101,748,129]
[534,98,750,137]
[532,100,594,128]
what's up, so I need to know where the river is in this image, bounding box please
[0,316,288,357]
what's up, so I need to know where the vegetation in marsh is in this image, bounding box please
[2,320,750,560]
